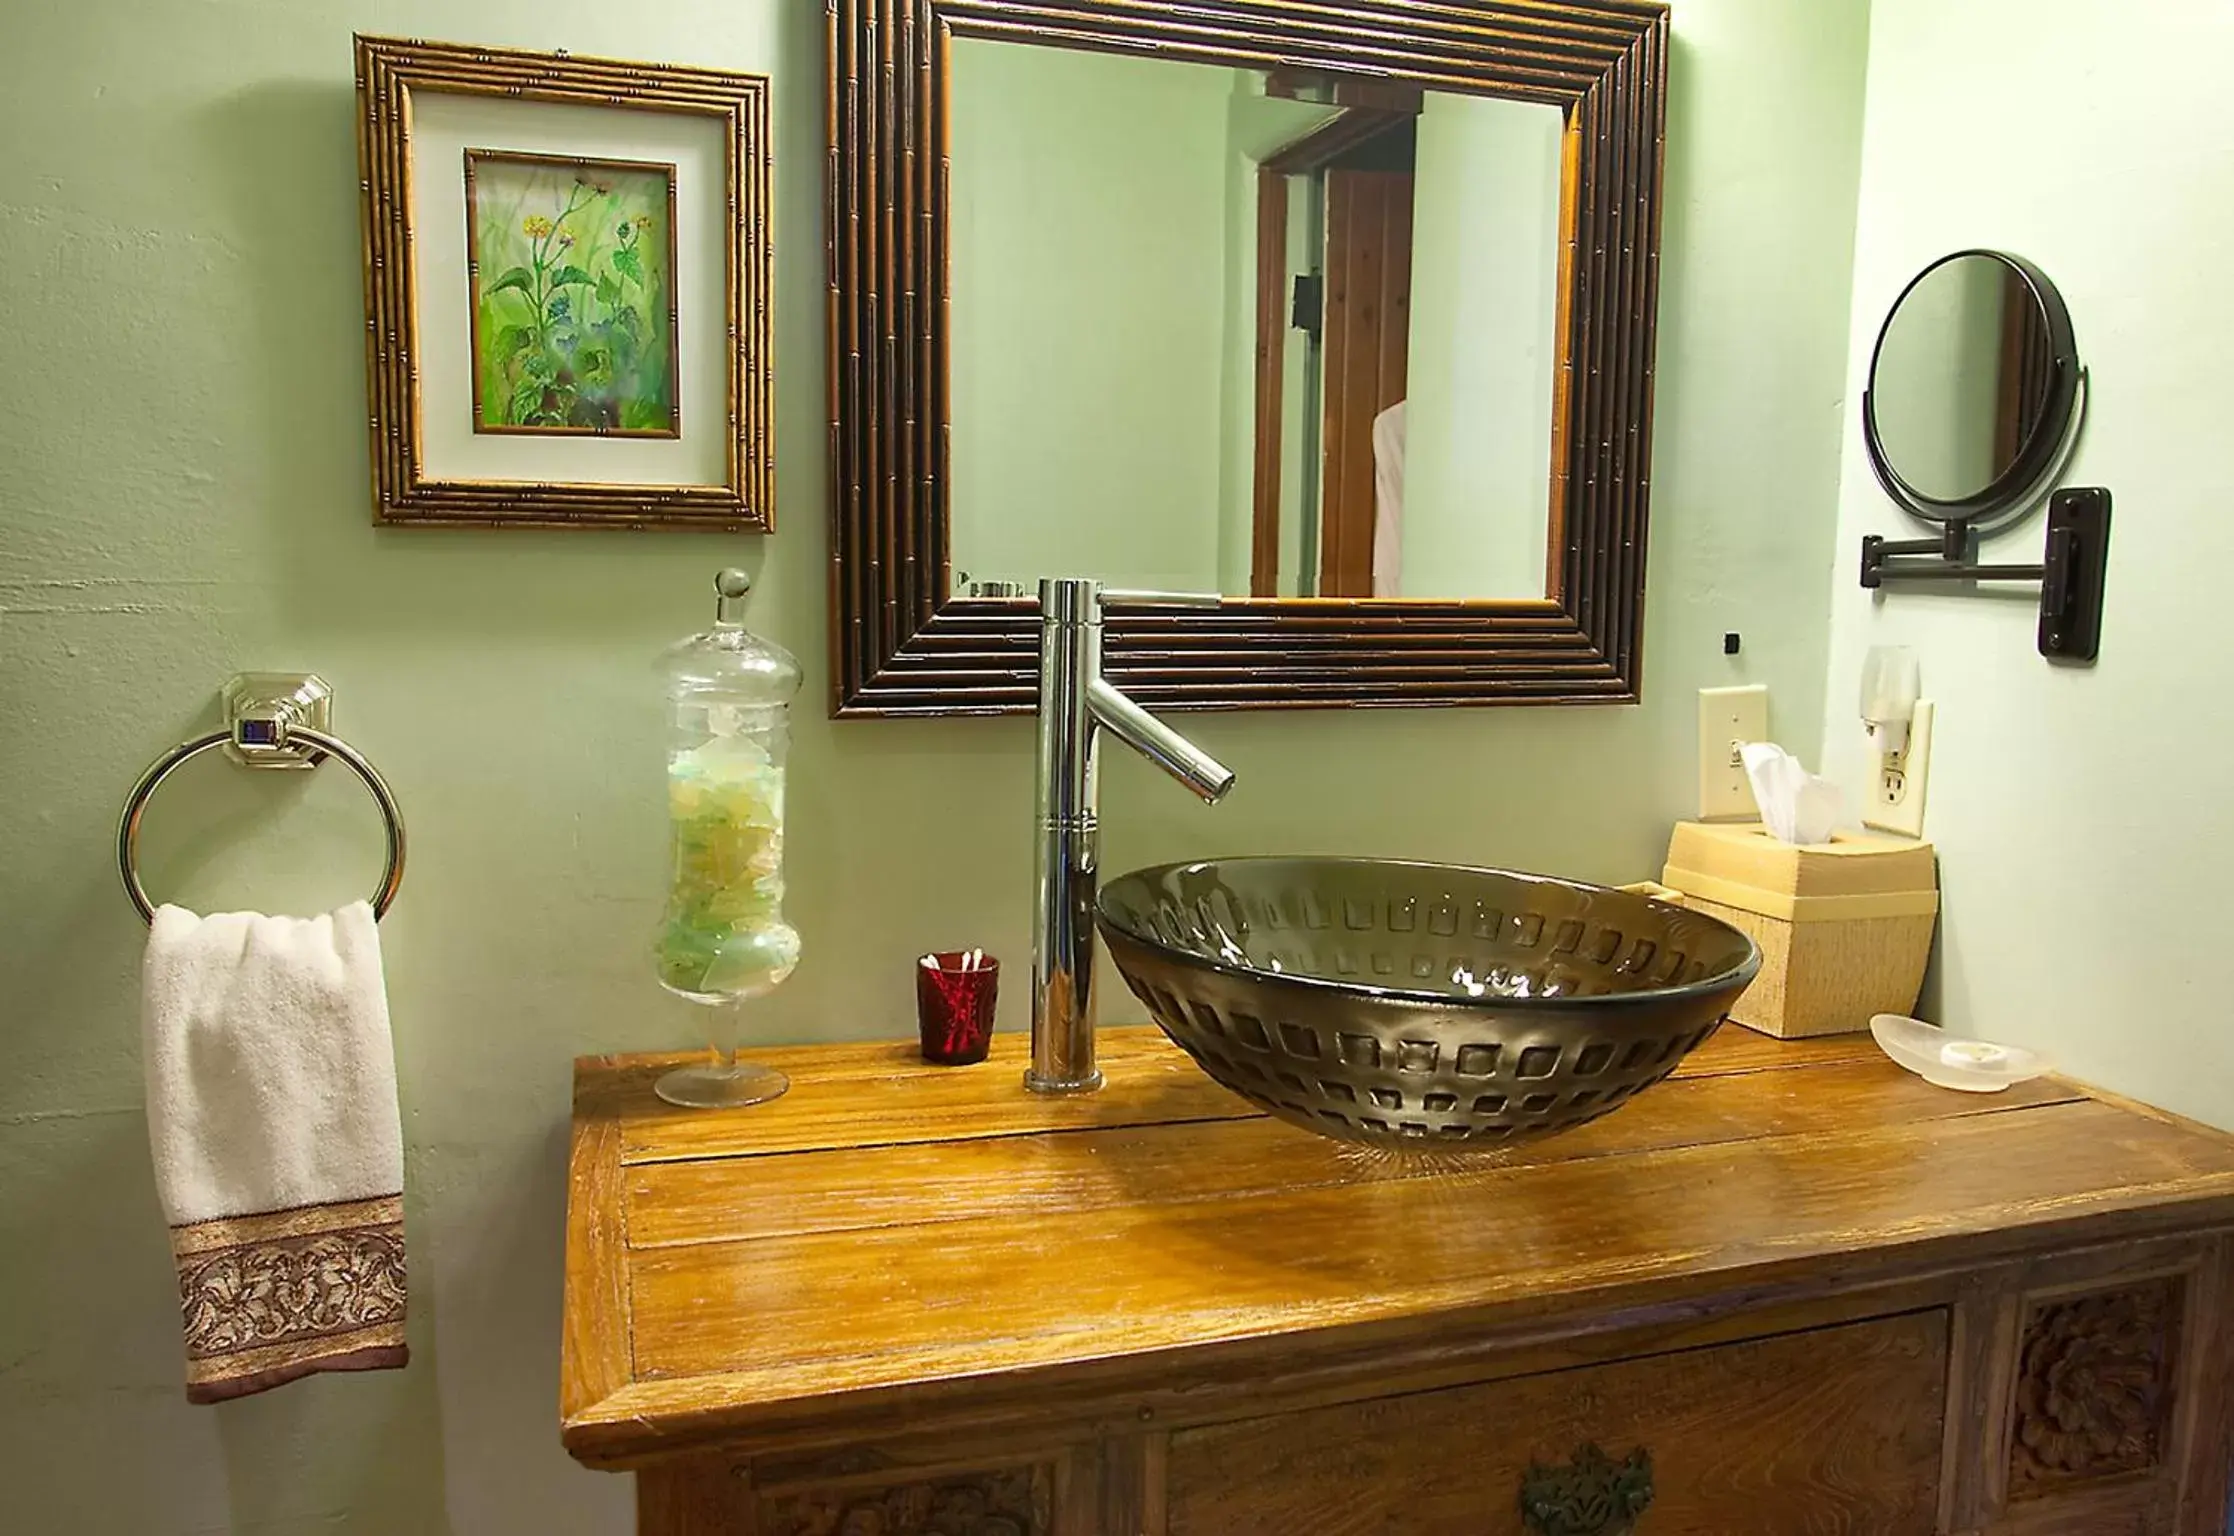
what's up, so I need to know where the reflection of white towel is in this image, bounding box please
[1371,400,1406,597]
[142,902,408,1402]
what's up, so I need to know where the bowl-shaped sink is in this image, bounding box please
[1098,858,1761,1148]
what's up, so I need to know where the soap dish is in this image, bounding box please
[1871,1014,2053,1093]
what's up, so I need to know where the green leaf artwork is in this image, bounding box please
[466,152,677,435]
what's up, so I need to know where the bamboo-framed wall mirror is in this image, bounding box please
[828,0,1668,715]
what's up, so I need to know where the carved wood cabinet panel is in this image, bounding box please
[2009,1278,2183,1500]
[631,1242,2230,1536]
[757,1466,1049,1536]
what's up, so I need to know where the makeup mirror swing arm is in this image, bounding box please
[1860,519,2041,585]
[1859,367,2110,662]
[1860,486,2113,664]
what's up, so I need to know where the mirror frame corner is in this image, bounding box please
[827,0,1671,717]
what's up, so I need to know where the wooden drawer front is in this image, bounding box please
[1166,1312,1948,1535]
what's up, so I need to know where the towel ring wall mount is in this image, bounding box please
[118,674,406,924]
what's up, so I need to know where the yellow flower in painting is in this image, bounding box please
[521,214,554,239]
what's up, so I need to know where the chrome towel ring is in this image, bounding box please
[116,675,406,924]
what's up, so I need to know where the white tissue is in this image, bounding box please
[1739,742,1843,845]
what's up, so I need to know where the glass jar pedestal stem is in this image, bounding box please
[655,1003,790,1108]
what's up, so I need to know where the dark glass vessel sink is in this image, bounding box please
[1098,858,1761,1148]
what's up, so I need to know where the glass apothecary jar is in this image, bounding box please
[651,569,802,1108]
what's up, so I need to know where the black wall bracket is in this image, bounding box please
[1860,487,2112,662]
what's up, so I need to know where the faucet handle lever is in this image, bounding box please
[1099,588,1223,609]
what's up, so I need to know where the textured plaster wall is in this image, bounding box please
[0,0,1866,1527]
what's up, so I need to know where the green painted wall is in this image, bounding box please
[0,0,1867,1528]
[1403,92,1564,599]
[948,40,1232,592]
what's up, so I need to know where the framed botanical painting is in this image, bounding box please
[355,37,773,530]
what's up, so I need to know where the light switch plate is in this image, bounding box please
[1864,698,1934,839]
[1697,685,1769,821]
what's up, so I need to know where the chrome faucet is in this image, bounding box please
[1028,579,1237,1094]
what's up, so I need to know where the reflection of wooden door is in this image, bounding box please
[1318,169,1412,598]
[1994,270,2054,469]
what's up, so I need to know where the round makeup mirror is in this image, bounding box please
[1863,250,2080,526]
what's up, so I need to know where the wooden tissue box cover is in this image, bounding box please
[1661,821,1938,1039]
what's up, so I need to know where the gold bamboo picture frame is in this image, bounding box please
[355,36,774,530]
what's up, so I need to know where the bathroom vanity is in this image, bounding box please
[562,1026,2234,1534]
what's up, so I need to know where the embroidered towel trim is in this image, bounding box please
[142,902,408,1403]
[174,1193,408,1402]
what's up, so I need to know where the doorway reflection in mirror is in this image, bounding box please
[947,42,1566,604]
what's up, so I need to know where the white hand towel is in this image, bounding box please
[142,901,407,1402]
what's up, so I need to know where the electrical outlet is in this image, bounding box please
[1864,699,1934,839]
[1697,685,1769,821]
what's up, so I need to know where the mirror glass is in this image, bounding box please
[945,39,1565,601]
[1869,253,2057,504]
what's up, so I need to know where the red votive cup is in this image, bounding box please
[916,951,999,1065]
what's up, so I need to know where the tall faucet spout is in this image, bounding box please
[1028,578,1235,1096]
[1087,678,1235,803]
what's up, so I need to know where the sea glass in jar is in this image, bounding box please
[652,568,802,1108]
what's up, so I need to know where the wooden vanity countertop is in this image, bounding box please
[561,1024,2234,1468]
